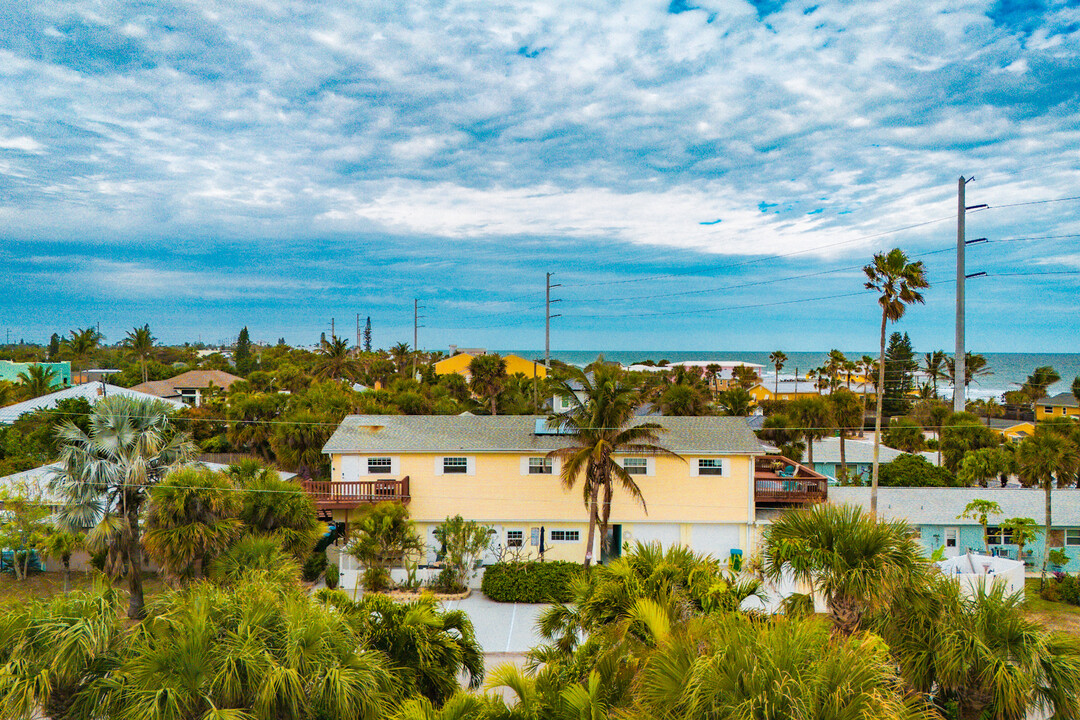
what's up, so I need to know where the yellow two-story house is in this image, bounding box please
[316,414,823,564]
[1036,392,1079,421]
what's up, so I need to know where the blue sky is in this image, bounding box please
[1,0,1079,352]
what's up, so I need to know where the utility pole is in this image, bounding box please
[413,299,425,379]
[356,314,360,352]
[954,176,989,414]
[331,317,335,340]
[545,272,561,369]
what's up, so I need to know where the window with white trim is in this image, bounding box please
[367,457,392,474]
[443,457,468,474]
[528,457,553,474]
[506,530,524,548]
[623,458,647,475]
[698,458,725,476]
[1067,529,1080,547]
[985,526,1015,545]
[550,530,580,542]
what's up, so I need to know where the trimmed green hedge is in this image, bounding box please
[481,561,583,603]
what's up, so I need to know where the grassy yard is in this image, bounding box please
[1023,577,1080,636]
[0,571,167,606]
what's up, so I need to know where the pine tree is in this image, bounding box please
[234,327,252,375]
[363,317,372,352]
[47,333,60,360]
[883,332,917,416]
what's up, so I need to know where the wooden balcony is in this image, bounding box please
[754,457,828,505]
[301,477,411,509]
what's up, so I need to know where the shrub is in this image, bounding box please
[879,453,956,487]
[1059,574,1080,606]
[363,567,391,592]
[481,561,582,603]
[1041,581,1062,603]
[302,551,329,582]
[432,515,492,592]
[325,562,339,590]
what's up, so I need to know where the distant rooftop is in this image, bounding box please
[0,382,185,425]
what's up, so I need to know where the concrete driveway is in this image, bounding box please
[441,592,550,654]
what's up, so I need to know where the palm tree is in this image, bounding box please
[863,248,929,516]
[549,362,679,567]
[236,467,320,558]
[390,341,413,376]
[1018,429,1080,586]
[122,324,155,384]
[946,351,992,391]
[314,335,359,380]
[829,388,863,481]
[1023,365,1061,405]
[51,395,195,618]
[15,364,58,398]
[789,395,833,466]
[957,498,1002,553]
[763,503,922,635]
[999,516,1041,568]
[142,466,241,584]
[40,529,83,592]
[657,383,714,415]
[922,350,946,397]
[468,354,508,415]
[61,327,102,383]
[768,350,787,395]
[715,387,751,416]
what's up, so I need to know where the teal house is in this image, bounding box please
[810,437,939,483]
[831,487,1080,572]
[0,360,72,388]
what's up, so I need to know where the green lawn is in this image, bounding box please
[0,571,167,606]
[1024,577,1080,636]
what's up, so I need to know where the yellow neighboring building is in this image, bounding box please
[1035,392,1080,421]
[319,414,770,564]
[434,352,547,380]
[749,381,821,404]
[989,420,1035,443]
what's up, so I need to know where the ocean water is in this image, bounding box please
[499,350,1080,400]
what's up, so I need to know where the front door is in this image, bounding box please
[601,524,623,564]
[943,527,960,558]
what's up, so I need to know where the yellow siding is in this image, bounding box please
[433,353,476,376]
[433,353,547,379]
[1036,405,1080,421]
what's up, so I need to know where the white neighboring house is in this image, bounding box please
[0,381,185,425]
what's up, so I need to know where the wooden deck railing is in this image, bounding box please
[754,456,828,504]
[301,477,410,507]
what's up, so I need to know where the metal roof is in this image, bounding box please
[323,414,766,455]
[0,382,185,425]
[811,437,938,466]
[830,486,1080,526]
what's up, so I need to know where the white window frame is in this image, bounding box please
[1066,529,1080,547]
[985,526,1014,545]
[436,456,475,476]
[622,457,648,475]
[506,529,524,548]
[693,458,728,477]
[944,527,958,548]
[367,457,392,475]
[443,457,468,474]
[549,529,581,543]
[527,457,553,474]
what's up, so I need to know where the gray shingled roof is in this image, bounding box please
[323,415,766,455]
[1043,392,1079,408]
[830,486,1080,526]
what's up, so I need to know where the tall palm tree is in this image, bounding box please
[61,327,102,383]
[390,341,413,376]
[142,466,241,584]
[15,364,58,398]
[829,388,863,481]
[922,350,946,398]
[549,363,679,567]
[469,354,508,415]
[946,351,992,391]
[314,335,359,380]
[51,395,195,618]
[769,350,787,395]
[122,324,155,384]
[863,248,929,516]
[789,395,833,466]
[763,503,922,635]
[1018,429,1080,586]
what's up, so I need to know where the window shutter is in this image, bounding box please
[721,458,730,477]
[434,457,444,476]
[689,459,699,477]
[390,457,400,475]
[552,457,561,475]
[520,456,530,475]
[646,457,656,476]
[467,457,476,476]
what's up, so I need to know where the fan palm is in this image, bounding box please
[922,350,946,398]
[122,324,155,384]
[236,468,320,558]
[314,335,359,380]
[763,503,923,635]
[788,395,833,465]
[768,350,787,394]
[469,354,508,416]
[15,365,57,399]
[548,363,679,567]
[1018,428,1080,586]
[50,395,195,618]
[863,248,929,516]
[142,465,241,584]
[829,388,863,480]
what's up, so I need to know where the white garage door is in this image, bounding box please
[626,523,681,549]
[690,524,742,558]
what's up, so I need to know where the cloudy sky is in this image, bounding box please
[1,0,1078,352]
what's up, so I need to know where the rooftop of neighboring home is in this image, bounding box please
[987,418,1034,430]
[626,361,764,378]
[1042,392,1079,408]
[132,369,243,398]
[434,351,547,378]
[753,379,873,396]
[810,437,938,466]
[830,486,1080,526]
[0,381,185,425]
[323,414,766,455]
